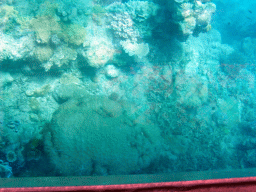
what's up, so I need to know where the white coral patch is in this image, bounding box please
[105,65,119,78]
[86,37,115,68]
[120,40,149,58]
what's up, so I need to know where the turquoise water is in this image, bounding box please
[0,0,255,178]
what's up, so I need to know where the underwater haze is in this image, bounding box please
[0,0,256,178]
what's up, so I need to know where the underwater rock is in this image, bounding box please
[175,74,208,108]
[44,95,162,176]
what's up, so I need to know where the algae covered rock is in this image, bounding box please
[175,73,208,108]
[44,95,161,176]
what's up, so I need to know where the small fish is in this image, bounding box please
[248,9,252,14]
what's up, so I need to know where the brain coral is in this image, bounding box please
[44,95,161,176]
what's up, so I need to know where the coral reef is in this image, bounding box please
[106,11,140,42]
[0,0,254,178]
[105,1,159,59]
[58,23,86,46]
[168,0,216,35]
[30,15,61,44]
[28,1,86,70]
